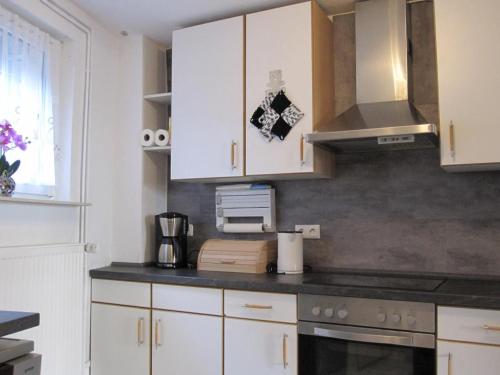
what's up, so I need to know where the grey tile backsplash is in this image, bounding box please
[168,150,500,276]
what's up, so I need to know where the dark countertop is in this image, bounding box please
[90,265,500,309]
[0,311,39,338]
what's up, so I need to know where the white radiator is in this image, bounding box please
[0,244,87,375]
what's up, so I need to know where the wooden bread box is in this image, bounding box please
[197,239,277,274]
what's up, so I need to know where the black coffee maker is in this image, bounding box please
[155,212,188,269]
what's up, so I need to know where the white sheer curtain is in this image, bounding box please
[0,5,61,197]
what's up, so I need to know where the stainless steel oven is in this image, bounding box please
[298,294,436,375]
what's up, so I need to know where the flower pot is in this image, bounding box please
[0,174,15,197]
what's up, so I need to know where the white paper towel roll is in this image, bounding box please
[222,223,264,233]
[155,129,170,146]
[141,129,155,147]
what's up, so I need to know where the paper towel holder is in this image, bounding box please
[216,186,276,233]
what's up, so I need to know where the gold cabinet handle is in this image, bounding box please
[481,325,500,332]
[220,260,236,265]
[230,141,238,169]
[449,121,455,158]
[242,303,273,310]
[300,135,305,165]
[282,334,289,369]
[439,352,452,375]
[137,317,145,346]
[155,319,162,348]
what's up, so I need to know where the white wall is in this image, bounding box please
[0,1,122,374]
[111,34,146,263]
[0,0,171,370]
[141,36,168,263]
[112,35,167,264]
[0,0,168,264]
[85,13,121,268]
[52,0,122,269]
[0,0,121,269]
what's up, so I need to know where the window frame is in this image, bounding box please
[0,0,91,204]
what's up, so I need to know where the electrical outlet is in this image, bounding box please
[295,225,321,239]
[188,224,194,237]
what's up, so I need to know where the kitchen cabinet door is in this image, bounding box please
[225,317,297,375]
[152,310,222,375]
[171,16,244,180]
[91,303,150,375]
[435,0,500,171]
[437,340,500,375]
[245,2,333,178]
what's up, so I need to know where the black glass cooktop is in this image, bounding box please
[302,273,445,292]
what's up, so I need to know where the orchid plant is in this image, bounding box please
[0,120,29,179]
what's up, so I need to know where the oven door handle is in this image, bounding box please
[314,327,414,347]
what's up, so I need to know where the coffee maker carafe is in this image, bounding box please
[155,212,188,269]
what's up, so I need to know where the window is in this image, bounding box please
[0,5,62,197]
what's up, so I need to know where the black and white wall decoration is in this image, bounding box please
[250,90,304,142]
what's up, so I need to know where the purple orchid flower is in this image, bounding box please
[0,119,29,179]
[0,120,28,153]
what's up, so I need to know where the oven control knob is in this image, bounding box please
[391,313,402,324]
[337,308,348,320]
[407,315,417,326]
[377,312,387,323]
[312,306,321,317]
[324,308,334,318]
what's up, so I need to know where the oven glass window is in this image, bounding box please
[299,335,435,375]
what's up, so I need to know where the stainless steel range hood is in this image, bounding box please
[306,0,438,153]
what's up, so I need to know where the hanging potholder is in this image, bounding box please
[250,90,304,141]
[259,108,279,141]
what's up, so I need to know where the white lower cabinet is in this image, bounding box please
[224,318,297,375]
[437,306,500,374]
[437,340,500,375]
[152,310,223,375]
[90,281,299,375]
[91,303,150,375]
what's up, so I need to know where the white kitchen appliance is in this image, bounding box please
[277,231,303,274]
[216,185,275,233]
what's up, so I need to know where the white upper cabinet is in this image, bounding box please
[171,1,333,181]
[435,0,500,171]
[171,16,245,180]
[246,2,333,177]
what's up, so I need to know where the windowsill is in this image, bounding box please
[0,196,91,207]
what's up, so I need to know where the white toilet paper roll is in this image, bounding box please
[155,129,170,146]
[222,223,264,233]
[141,129,155,147]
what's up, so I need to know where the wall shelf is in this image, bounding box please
[0,196,91,207]
[143,145,171,154]
[144,92,171,104]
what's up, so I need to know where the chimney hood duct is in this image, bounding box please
[306,0,438,153]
